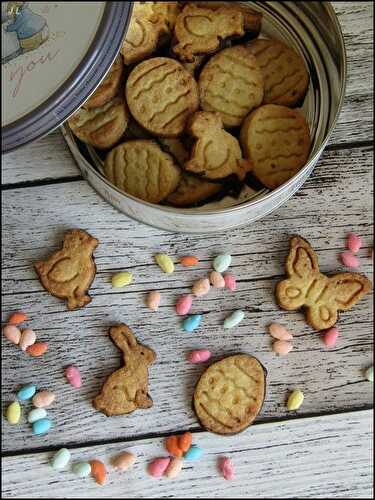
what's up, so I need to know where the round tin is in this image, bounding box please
[1,1,132,153]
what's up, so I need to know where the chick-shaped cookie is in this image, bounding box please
[184,112,252,181]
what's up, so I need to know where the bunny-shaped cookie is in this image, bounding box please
[94,324,156,417]
[276,236,372,331]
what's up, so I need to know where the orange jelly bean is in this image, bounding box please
[179,432,192,453]
[90,459,107,485]
[165,436,183,458]
[8,311,28,325]
[180,256,199,267]
[26,342,48,357]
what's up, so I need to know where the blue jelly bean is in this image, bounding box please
[183,315,202,332]
[17,384,37,401]
[184,445,203,461]
[32,418,52,435]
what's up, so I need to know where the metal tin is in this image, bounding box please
[64,1,346,233]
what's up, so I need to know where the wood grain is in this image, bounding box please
[2,410,373,499]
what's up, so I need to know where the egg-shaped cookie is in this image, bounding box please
[194,354,266,435]
[247,39,309,107]
[83,56,124,110]
[126,58,199,137]
[104,140,181,204]
[199,45,264,127]
[240,104,311,189]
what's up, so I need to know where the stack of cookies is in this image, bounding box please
[68,1,311,207]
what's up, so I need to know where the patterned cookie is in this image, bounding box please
[166,173,222,207]
[126,57,199,137]
[83,56,124,110]
[247,38,309,107]
[240,104,311,189]
[104,140,181,203]
[185,111,252,180]
[68,96,129,150]
[193,354,266,435]
[199,45,264,127]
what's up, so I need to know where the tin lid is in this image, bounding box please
[1,1,132,153]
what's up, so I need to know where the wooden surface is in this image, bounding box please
[1,2,373,498]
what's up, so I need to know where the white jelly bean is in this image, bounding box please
[28,408,47,423]
[223,310,245,329]
[51,448,71,470]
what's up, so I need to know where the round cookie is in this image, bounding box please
[68,96,129,150]
[83,56,124,110]
[104,140,181,204]
[240,104,311,190]
[247,38,309,107]
[166,173,222,207]
[193,354,266,435]
[199,45,264,127]
[126,57,199,137]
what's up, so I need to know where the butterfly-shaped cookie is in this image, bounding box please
[276,236,372,331]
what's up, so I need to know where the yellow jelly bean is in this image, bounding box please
[111,272,133,288]
[155,254,174,274]
[7,401,21,424]
[287,389,304,411]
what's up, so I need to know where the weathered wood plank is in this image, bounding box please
[2,410,373,499]
[1,146,373,452]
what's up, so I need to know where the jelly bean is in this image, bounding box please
[111,271,133,288]
[165,457,183,479]
[179,432,192,453]
[27,342,48,357]
[180,256,199,267]
[65,365,82,388]
[8,311,28,325]
[187,349,211,364]
[273,340,293,355]
[148,458,171,478]
[32,390,55,408]
[192,278,210,297]
[112,451,136,471]
[340,251,360,269]
[347,233,363,254]
[3,325,21,345]
[32,418,52,435]
[165,436,183,458]
[28,408,47,423]
[322,327,339,348]
[268,323,293,341]
[223,273,237,291]
[17,384,37,401]
[176,294,193,316]
[287,389,304,411]
[219,457,235,480]
[146,291,161,311]
[6,401,21,425]
[155,254,174,274]
[223,310,245,329]
[209,271,225,288]
[90,459,107,485]
[183,315,202,332]
[72,462,91,478]
[19,329,36,351]
[51,448,71,470]
[213,254,231,273]
[184,445,203,461]
[365,366,373,382]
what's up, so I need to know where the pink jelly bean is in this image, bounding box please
[176,295,193,316]
[219,457,235,480]
[272,340,293,355]
[223,274,237,291]
[65,365,82,388]
[340,251,360,269]
[347,233,363,254]
[268,323,293,341]
[19,328,36,351]
[322,327,339,348]
[187,349,212,364]
[148,458,171,478]
[3,325,21,345]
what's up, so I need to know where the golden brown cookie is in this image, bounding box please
[166,173,222,207]
[68,95,129,150]
[276,236,373,331]
[199,45,264,127]
[173,4,245,62]
[34,229,99,311]
[240,104,311,189]
[185,111,252,180]
[193,354,266,435]
[104,140,181,203]
[83,56,124,110]
[94,324,156,417]
[158,137,190,166]
[247,38,309,107]
[126,57,199,137]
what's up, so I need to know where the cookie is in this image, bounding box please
[94,324,156,416]
[34,229,99,311]
[193,354,266,435]
[83,56,124,110]
[240,104,311,189]
[126,57,199,137]
[182,54,207,76]
[184,111,252,180]
[68,95,129,150]
[173,4,245,62]
[166,173,222,207]
[276,236,373,331]
[158,137,190,166]
[199,45,264,127]
[247,38,309,107]
[104,140,181,203]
